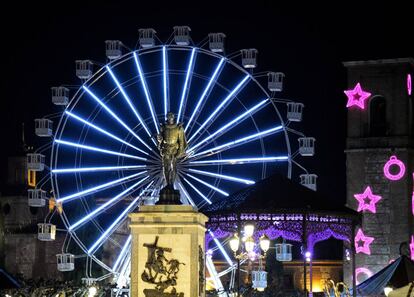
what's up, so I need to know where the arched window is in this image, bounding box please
[370,96,387,136]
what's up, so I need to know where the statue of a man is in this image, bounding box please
[156,112,187,187]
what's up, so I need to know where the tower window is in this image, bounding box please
[369,96,387,136]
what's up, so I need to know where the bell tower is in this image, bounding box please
[344,58,414,283]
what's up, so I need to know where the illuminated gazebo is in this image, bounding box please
[204,173,361,296]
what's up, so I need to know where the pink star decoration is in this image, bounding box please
[355,228,374,255]
[354,186,382,213]
[344,82,372,109]
[410,236,414,261]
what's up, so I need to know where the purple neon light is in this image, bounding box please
[383,155,406,181]
[354,186,382,213]
[408,74,412,96]
[354,228,374,255]
[344,82,371,109]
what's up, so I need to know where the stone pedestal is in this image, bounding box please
[129,205,208,297]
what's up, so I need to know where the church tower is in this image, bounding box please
[344,58,414,284]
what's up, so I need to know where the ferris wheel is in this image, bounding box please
[27,27,316,292]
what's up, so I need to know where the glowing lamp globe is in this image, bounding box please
[88,286,97,297]
[229,234,240,253]
[259,234,270,253]
[245,236,255,252]
[244,224,255,237]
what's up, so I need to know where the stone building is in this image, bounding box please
[344,58,414,284]
[0,136,64,281]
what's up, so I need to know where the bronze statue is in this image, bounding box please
[157,112,187,186]
[156,112,187,205]
[141,236,185,297]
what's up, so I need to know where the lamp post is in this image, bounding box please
[229,224,270,296]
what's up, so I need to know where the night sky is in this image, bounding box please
[1,1,413,207]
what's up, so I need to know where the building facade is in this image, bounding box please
[344,58,414,284]
[0,142,64,281]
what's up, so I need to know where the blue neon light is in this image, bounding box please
[57,171,146,203]
[69,176,149,231]
[186,173,229,196]
[133,52,159,133]
[65,111,148,155]
[185,58,225,132]
[189,99,268,151]
[82,86,153,151]
[189,75,250,142]
[182,177,212,204]
[55,139,146,161]
[188,169,255,185]
[177,48,196,122]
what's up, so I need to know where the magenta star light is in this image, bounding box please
[344,82,372,109]
[355,228,374,255]
[354,186,382,213]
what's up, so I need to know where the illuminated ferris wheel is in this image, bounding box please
[28,27,316,289]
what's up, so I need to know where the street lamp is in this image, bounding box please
[229,224,270,295]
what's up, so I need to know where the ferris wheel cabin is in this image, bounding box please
[28,189,47,207]
[138,28,156,48]
[75,60,93,80]
[173,26,191,45]
[105,40,122,60]
[241,48,258,68]
[208,33,226,53]
[51,86,69,105]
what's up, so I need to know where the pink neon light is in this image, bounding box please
[356,267,373,285]
[412,173,414,216]
[412,191,414,216]
[354,186,382,213]
[383,155,406,181]
[408,74,412,96]
[344,82,372,109]
[355,228,374,255]
[410,236,414,261]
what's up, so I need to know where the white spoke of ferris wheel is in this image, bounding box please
[208,229,233,266]
[188,75,250,142]
[206,255,227,297]
[188,99,268,152]
[106,66,152,138]
[52,165,146,174]
[177,181,196,208]
[187,169,255,185]
[185,173,229,196]
[69,175,150,231]
[88,180,154,253]
[133,52,159,134]
[82,86,153,152]
[191,125,284,159]
[65,111,148,156]
[189,156,289,166]
[185,58,225,132]
[113,235,132,272]
[163,46,169,120]
[181,176,212,205]
[57,171,146,203]
[55,139,146,161]
[177,48,196,123]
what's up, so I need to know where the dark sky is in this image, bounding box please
[1,1,413,204]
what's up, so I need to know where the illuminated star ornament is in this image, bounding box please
[344,82,372,109]
[354,186,382,213]
[355,228,374,255]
